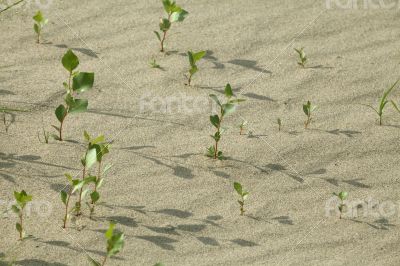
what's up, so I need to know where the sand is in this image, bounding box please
[1,0,400,265]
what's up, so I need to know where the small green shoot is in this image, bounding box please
[53,49,94,141]
[38,127,50,144]
[239,120,247,135]
[186,50,206,86]
[208,84,245,159]
[333,191,348,219]
[363,79,400,125]
[277,118,282,131]
[294,47,307,68]
[303,101,316,129]
[234,182,249,216]
[154,0,188,52]
[89,222,124,266]
[149,59,161,69]
[33,11,48,44]
[12,190,32,240]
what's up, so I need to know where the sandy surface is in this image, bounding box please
[1,0,400,265]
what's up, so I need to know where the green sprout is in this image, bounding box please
[207,84,245,160]
[363,79,400,126]
[61,173,93,228]
[294,47,307,68]
[186,50,206,86]
[154,0,188,52]
[149,58,161,69]
[53,49,95,141]
[303,101,316,129]
[234,182,249,216]
[38,127,50,144]
[83,131,111,218]
[239,120,247,135]
[333,191,348,219]
[1,107,26,132]
[12,190,32,240]
[277,118,282,131]
[33,11,48,44]
[89,222,124,266]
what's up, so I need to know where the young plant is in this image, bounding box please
[186,50,206,86]
[53,49,94,141]
[234,182,249,216]
[38,127,50,144]
[363,79,400,126]
[12,190,32,240]
[33,11,48,44]
[89,222,124,266]
[207,84,245,159]
[277,118,282,131]
[303,101,316,129]
[61,173,93,228]
[239,120,247,135]
[83,131,111,218]
[149,58,161,69]
[154,0,188,52]
[333,191,348,219]
[294,47,307,68]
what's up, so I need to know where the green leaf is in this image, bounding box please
[162,0,173,13]
[170,9,188,22]
[224,84,234,98]
[338,191,348,201]
[107,232,125,257]
[72,180,86,194]
[84,130,91,142]
[189,66,198,76]
[11,205,20,214]
[66,95,88,114]
[222,103,236,117]
[188,51,195,67]
[154,31,161,42]
[210,115,220,128]
[85,148,98,169]
[90,135,105,145]
[55,104,67,122]
[193,51,206,62]
[105,222,115,240]
[64,173,73,183]
[209,94,221,106]
[234,182,243,195]
[16,223,22,233]
[61,191,68,205]
[206,146,215,157]
[62,49,79,72]
[33,11,44,23]
[72,72,94,93]
[34,23,39,34]
[90,191,100,203]
[159,18,171,32]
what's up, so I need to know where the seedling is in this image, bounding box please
[12,190,32,240]
[61,173,94,228]
[207,84,245,159]
[277,118,282,131]
[303,101,316,129]
[154,0,188,52]
[234,182,248,216]
[333,191,348,219]
[363,79,400,125]
[294,47,307,68]
[149,58,161,69]
[33,11,48,44]
[1,107,25,132]
[89,222,124,266]
[53,49,94,141]
[185,50,206,86]
[38,127,50,144]
[83,131,111,218]
[239,120,247,135]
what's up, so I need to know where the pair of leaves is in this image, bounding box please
[334,191,348,201]
[188,51,206,67]
[65,94,89,113]
[162,0,188,21]
[234,182,249,199]
[106,222,125,257]
[303,101,316,116]
[33,11,48,25]
[206,146,223,160]
[14,190,32,208]
[294,47,307,65]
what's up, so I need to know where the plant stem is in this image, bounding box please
[76,165,86,216]
[379,115,382,126]
[63,194,71,228]
[19,210,23,240]
[160,31,167,52]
